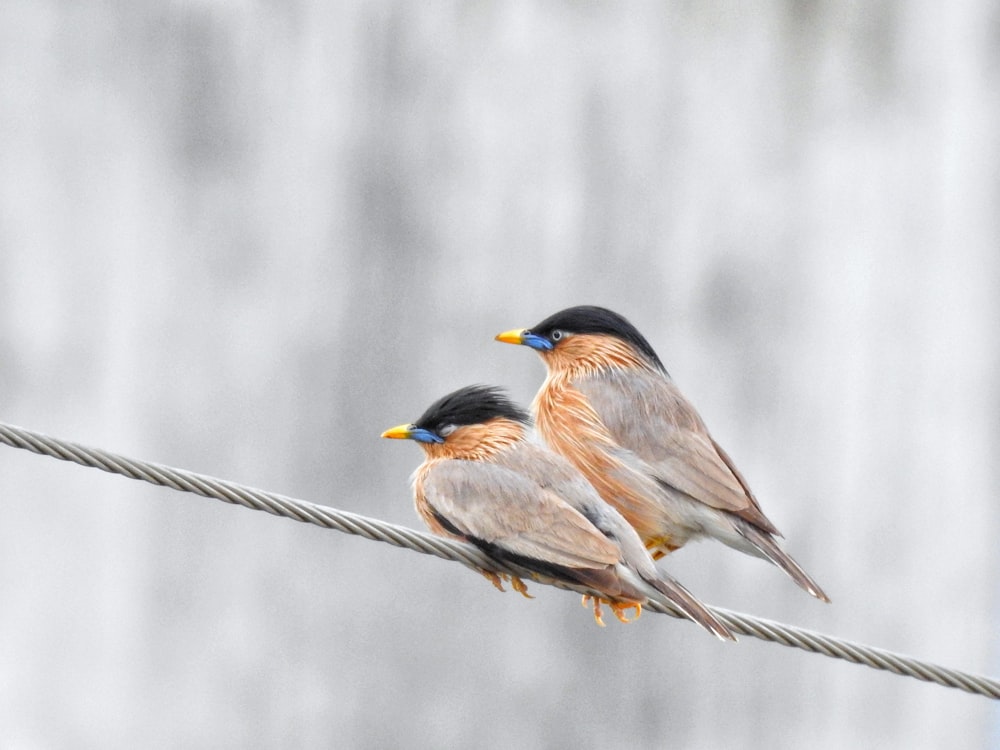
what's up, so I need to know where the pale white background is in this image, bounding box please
[1,2,998,748]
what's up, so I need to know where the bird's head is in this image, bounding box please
[495,305,666,374]
[381,385,531,458]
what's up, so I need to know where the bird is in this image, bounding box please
[496,305,829,602]
[381,384,735,640]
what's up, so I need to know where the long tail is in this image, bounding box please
[736,521,831,603]
[642,573,737,642]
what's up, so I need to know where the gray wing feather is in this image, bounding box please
[576,368,779,534]
[422,459,621,569]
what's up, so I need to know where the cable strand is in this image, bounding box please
[1,421,997,700]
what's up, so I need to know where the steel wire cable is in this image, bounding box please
[1,421,997,700]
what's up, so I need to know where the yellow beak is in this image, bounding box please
[495,328,527,345]
[381,424,415,440]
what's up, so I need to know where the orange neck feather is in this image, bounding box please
[418,417,526,462]
[540,333,650,378]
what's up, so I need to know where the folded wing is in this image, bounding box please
[421,459,622,570]
[576,367,779,535]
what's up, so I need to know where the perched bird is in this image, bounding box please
[381,384,735,640]
[496,305,829,602]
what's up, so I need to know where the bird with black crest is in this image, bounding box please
[497,306,829,603]
[382,384,735,640]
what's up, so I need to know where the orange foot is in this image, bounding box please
[610,601,642,624]
[510,576,534,599]
[645,538,679,561]
[581,595,607,627]
[481,570,508,592]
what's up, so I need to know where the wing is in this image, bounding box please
[420,459,621,569]
[489,440,609,515]
[575,367,779,534]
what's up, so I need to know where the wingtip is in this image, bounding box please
[646,576,738,642]
[686,601,737,642]
[797,575,830,603]
[692,610,737,643]
[712,623,739,643]
[811,587,832,604]
[737,522,830,605]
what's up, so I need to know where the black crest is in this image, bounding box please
[528,305,666,372]
[414,385,531,432]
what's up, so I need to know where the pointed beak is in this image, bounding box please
[381,423,416,440]
[381,424,445,444]
[495,328,527,345]
[495,328,553,351]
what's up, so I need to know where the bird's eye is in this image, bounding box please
[438,424,457,437]
[551,330,564,342]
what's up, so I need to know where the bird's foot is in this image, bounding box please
[581,595,607,627]
[510,576,534,599]
[481,570,507,592]
[610,601,642,624]
[645,537,679,561]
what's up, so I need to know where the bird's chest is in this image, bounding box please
[412,462,462,540]
[533,375,669,543]
[533,377,617,473]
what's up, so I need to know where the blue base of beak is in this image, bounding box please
[522,333,553,351]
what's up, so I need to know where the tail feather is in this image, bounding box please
[737,522,830,603]
[643,574,737,642]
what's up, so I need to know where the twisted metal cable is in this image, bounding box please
[1,421,997,701]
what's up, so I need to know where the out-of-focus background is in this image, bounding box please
[1,2,998,748]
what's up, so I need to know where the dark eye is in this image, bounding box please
[551,330,564,342]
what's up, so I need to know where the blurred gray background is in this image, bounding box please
[1,2,998,748]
